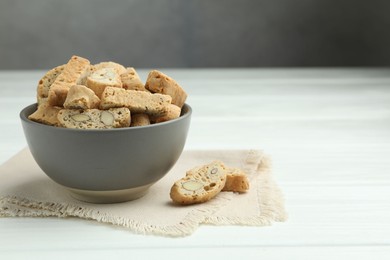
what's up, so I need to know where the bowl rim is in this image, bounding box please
[20,103,192,132]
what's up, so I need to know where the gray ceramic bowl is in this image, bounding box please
[20,103,191,203]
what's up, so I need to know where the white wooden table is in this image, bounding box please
[1,69,389,259]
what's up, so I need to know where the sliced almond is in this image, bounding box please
[100,110,114,126]
[210,167,218,174]
[182,180,203,191]
[71,114,90,122]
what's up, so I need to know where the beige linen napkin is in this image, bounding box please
[0,148,286,237]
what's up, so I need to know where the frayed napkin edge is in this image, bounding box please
[0,194,231,236]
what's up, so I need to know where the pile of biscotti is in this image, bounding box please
[29,55,187,129]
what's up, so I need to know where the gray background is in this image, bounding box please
[0,0,389,69]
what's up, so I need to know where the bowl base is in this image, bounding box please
[66,184,153,204]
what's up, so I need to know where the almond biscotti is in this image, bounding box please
[57,107,131,129]
[170,161,228,205]
[86,68,122,98]
[28,102,62,127]
[152,104,181,123]
[222,167,250,193]
[121,67,148,92]
[47,56,91,106]
[37,64,65,105]
[92,61,127,75]
[100,87,172,116]
[63,85,100,110]
[145,70,187,108]
[29,56,188,129]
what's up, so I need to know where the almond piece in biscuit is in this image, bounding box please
[47,55,91,107]
[57,107,131,129]
[170,161,228,205]
[121,67,148,92]
[86,68,122,98]
[63,85,100,110]
[222,167,250,193]
[100,87,172,116]
[92,61,127,75]
[145,70,187,108]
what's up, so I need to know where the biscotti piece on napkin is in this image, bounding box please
[170,161,228,205]
[222,167,250,193]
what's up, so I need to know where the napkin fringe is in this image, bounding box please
[0,193,234,236]
[256,155,288,222]
[111,195,234,236]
